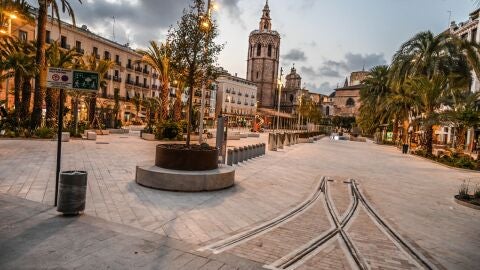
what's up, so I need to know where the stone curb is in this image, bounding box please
[453,197,480,210]
[409,153,480,174]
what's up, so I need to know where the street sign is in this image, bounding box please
[47,68,72,89]
[72,70,99,92]
[47,67,99,92]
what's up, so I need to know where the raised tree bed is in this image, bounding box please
[454,195,480,210]
[155,144,218,171]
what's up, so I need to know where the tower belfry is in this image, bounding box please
[246,0,281,108]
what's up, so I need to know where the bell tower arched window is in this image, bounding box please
[346,98,355,107]
[267,45,272,57]
[256,44,261,56]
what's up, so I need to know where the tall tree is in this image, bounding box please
[169,0,223,146]
[138,41,170,122]
[31,0,82,129]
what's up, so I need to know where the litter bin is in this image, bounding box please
[57,171,87,215]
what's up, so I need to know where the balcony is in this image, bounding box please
[46,38,53,44]
[232,90,236,94]
[142,69,149,74]
[113,76,121,82]
[76,48,84,54]
[237,101,241,104]
[238,92,242,96]
[126,63,134,70]
[104,56,111,61]
[245,94,249,98]
[135,66,142,73]
[143,83,149,89]
[226,89,230,93]
[244,102,248,105]
[225,99,229,102]
[194,91,202,97]
[94,53,100,59]
[61,44,70,50]
[152,84,158,90]
[126,80,135,85]
[152,73,158,79]
[115,61,122,67]
[251,96,255,99]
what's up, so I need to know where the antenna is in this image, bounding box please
[112,16,116,41]
[447,10,452,28]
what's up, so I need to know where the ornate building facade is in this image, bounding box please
[246,0,281,109]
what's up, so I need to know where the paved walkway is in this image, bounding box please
[0,135,479,269]
[0,193,263,270]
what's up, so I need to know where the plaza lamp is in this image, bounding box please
[275,67,284,133]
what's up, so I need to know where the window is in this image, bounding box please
[143,78,147,86]
[256,44,261,56]
[75,41,81,50]
[264,23,268,30]
[115,54,120,63]
[268,45,272,57]
[104,51,110,60]
[114,70,119,78]
[256,72,259,79]
[326,106,330,116]
[93,47,99,58]
[45,30,51,43]
[19,30,28,41]
[60,36,67,48]
[346,98,355,107]
[135,76,139,84]
[250,45,253,57]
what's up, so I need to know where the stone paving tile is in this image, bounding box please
[328,177,352,219]
[1,135,480,269]
[226,192,332,265]
[295,238,353,270]
[347,206,419,270]
[0,193,263,270]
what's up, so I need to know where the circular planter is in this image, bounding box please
[155,144,218,171]
[454,195,480,210]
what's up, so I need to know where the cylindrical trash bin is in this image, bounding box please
[57,171,87,215]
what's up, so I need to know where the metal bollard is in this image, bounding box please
[268,133,277,151]
[246,145,252,160]
[277,133,284,149]
[287,133,291,146]
[255,144,260,157]
[233,148,239,164]
[238,147,245,163]
[227,149,233,166]
[261,143,265,155]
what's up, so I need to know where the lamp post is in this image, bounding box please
[275,67,283,133]
[198,0,217,144]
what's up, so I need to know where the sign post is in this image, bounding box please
[48,67,99,206]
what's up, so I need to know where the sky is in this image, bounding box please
[27,0,478,94]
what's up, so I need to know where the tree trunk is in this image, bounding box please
[425,124,434,156]
[88,93,97,127]
[14,72,23,128]
[31,1,48,129]
[456,126,467,153]
[392,118,399,144]
[161,83,169,122]
[402,119,409,144]
[186,69,195,147]
[45,88,59,128]
[20,79,32,124]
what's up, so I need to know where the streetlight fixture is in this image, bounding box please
[198,0,216,144]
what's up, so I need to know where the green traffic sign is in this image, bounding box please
[72,71,99,92]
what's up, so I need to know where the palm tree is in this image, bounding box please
[31,0,82,129]
[406,75,450,156]
[45,41,80,127]
[131,93,142,123]
[0,37,37,127]
[138,41,170,122]
[81,54,114,126]
[358,65,391,135]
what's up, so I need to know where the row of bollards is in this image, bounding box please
[227,143,266,165]
[268,133,300,151]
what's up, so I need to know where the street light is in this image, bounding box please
[275,68,283,133]
[198,0,216,144]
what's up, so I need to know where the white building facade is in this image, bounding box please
[216,73,258,127]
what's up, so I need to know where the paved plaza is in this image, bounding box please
[0,134,479,269]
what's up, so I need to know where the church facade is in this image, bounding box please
[246,1,281,109]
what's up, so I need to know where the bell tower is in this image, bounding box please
[246,0,281,108]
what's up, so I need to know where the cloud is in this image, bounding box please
[300,52,387,80]
[304,82,335,95]
[219,0,245,27]
[282,48,307,62]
